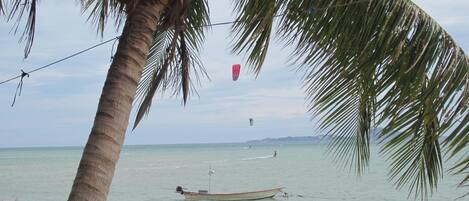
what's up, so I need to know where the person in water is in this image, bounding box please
[273,151,277,158]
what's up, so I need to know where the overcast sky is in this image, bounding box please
[0,0,468,148]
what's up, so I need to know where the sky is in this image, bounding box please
[0,0,468,148]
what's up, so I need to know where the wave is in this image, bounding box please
[241,155,274,160]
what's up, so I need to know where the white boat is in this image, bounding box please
[176,186,284,201]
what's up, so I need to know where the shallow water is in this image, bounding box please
[0,143,464,201]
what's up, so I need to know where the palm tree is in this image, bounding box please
[2,0,468,200]
[3,0,209,200]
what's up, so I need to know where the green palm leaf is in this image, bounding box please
[132,0,210,129]
[231,0,284,75]
[231,0,468,198]
[80,0,129,36]
[2,0,38,58]
[0,0,4,15]
[450,156,469,194]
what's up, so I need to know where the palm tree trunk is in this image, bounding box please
[68,1,167,201]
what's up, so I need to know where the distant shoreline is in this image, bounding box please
[1,130,385,149]
[0,138,323,150]
[246,135,326,144]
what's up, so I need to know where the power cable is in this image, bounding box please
[0,36,120,85]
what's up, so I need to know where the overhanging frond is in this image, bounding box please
[231,0,284,75]
[232,0,468,198]
[303,54,376,174]
[133,0,209,129]
[0,0,5,15]
[285,0,468,198]
[4,0,38,58]
[450,156,469,191]
[80,0,130,36]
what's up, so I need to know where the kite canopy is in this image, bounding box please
[232,64,240,81]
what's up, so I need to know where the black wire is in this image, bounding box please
[110,37,119,62]
[200,14,287,28]
[0,36,120,85]
[202,20,241,28]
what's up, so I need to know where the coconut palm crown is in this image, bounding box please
[2,0,468,200]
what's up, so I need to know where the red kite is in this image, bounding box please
[232,64,240,81]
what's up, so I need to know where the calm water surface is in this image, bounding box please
[0,143,464,201]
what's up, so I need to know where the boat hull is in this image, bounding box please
[183,188,283,201]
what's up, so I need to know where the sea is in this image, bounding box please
[0,142,465,201]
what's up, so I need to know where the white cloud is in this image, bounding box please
[414,0,469,27]
[142,86,308,129]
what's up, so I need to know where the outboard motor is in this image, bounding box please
[176,186,184,195]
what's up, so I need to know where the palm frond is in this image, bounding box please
[133,0,209,129]
[450,156,469,190]
[4,0,38,58]
[0,0,5,15]
[288,0,467,198]
[379,76,444,199]
[232,0,468,198]
[231,0,284,75]
[80,0,130,36]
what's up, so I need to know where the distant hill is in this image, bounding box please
[246,128,383,144]
[246,135,326,144]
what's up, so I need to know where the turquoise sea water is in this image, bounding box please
[0,143,465,201]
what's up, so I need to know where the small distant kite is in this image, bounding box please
[232,64,240,81]
[249,118,254,126]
